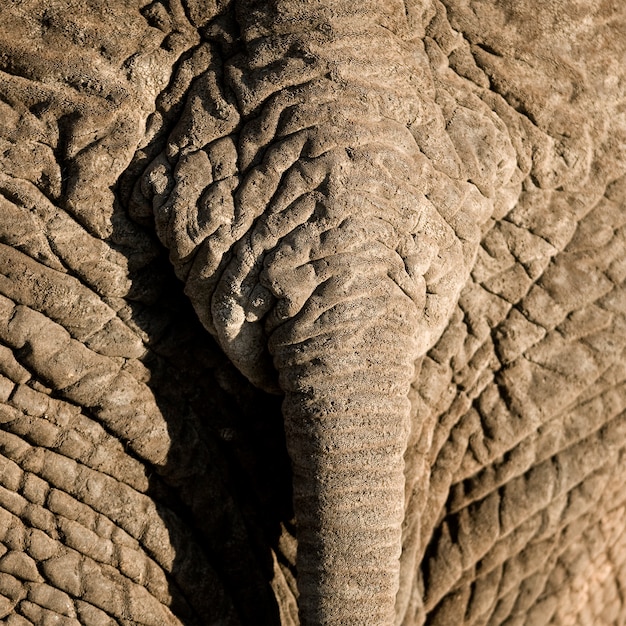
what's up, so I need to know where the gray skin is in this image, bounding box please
[0,1,625,625]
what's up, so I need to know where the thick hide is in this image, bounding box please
[136,1,516,622]
[0,0,625,625]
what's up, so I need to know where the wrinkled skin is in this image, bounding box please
[0,1,625,625]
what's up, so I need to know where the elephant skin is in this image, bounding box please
[0,0,625,625]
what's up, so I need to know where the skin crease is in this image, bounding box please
[0,1,625,625]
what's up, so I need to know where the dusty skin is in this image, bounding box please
[0,1,625,624]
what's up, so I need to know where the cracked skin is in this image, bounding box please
[0,0,625,624]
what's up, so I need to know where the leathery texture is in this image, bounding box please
[136,1,517,623]
[397,2,626,624]
[1,0,625,624]
[0,3,286,624]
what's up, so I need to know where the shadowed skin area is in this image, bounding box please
[0,0,625,625]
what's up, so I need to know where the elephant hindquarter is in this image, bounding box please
[137,1,517,623]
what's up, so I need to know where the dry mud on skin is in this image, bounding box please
[0,1,625,625]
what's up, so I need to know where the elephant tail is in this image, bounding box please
[134,0,516,622]
[267,227,420,622]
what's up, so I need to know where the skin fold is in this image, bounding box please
[0,0,625,625]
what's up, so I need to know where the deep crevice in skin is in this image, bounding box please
[422,420,626,615]
[469,462,626,625]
